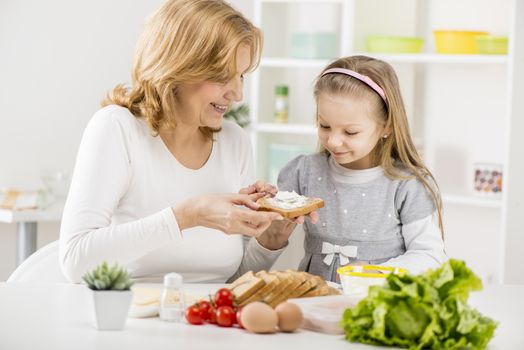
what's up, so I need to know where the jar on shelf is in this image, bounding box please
[273,85,289,123]
[473,162,503,197]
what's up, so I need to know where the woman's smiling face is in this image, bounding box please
[174,44,251,129]
[317,92,386,170]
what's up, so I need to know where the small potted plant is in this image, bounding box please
[82,261,134,330]
[224,104,250,128]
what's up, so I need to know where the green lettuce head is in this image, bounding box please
[341,259,497,350]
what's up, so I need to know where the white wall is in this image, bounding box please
[0,0,260,281]
[2,0,263,280]
[4,0,518,284]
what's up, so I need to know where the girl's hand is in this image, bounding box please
[173,192,283,237]
[239,180,278,197]
[256,210,319,250]
[290,210,319,225]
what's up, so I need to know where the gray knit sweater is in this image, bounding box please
[277,153,436,282]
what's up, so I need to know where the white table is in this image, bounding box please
[0,201,63,266]
[0,283,523,350]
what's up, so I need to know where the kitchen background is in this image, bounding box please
[1,0,523,284]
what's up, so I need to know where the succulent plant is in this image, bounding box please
[82,261,134,291]
[224,104,250,128]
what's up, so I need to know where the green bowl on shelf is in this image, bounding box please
[366,36,424,53]
[290,32,338,59]
[475,35,508,55]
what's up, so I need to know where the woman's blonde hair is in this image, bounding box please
[102,0,262,137]
[314,55,444,237]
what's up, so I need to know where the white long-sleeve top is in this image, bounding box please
[59,105,284,283]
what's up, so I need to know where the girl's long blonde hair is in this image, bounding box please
[102,0,262,137]
[314,56,444,237]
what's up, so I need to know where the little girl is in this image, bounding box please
[276,55,447,282]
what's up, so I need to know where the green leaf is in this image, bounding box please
[385,300,431,340]
[223,104,250,128]
[81,261,133,291]
[341,259,498,350]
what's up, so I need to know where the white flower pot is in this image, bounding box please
[91,290,133,330]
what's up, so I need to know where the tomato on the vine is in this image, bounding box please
[231,308,237,324]
[208,305,217,324]
[216,305,235,327]
[214,288,234,308]
[197,300,212,321]
[185,304,203,325]
[236,307,244,329]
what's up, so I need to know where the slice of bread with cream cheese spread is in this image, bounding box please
[256,191,324,219]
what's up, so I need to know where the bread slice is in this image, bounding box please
[228,271,265,305]
[286,272,317,299]
[239,270,279,306]
[269,270,308,307]
[257,196,324,219]
[302,284,341,297]
[263,271,295,307]
[228,269,340,308]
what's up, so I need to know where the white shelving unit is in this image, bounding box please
[253,123,317,135]
[262,54,508,67]
[248,0,524,284]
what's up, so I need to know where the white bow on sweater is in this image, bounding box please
[321,242,358,266]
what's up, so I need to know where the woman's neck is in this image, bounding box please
[159,123,213,170]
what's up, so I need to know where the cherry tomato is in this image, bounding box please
[231,308,238,325]
[208,306,217,324]
[185,304,203,325]
[236,308,244,328]
[216,305,235,327]
[198,300,212,321]
[214,288,234,308]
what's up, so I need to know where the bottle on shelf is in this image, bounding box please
[273,85,289,123]
[159,272,184,322]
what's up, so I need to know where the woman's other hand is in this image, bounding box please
[290,211,319,225]
[256,210,319,250]
[173,192,283,236]
[239,180,278,197]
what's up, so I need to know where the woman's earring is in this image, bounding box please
[383,134,388,139]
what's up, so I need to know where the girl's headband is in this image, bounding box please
[321,67,387,102]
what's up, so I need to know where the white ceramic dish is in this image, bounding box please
[128,304,159,318]
[288,294,365,334]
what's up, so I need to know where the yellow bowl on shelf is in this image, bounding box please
[476,35,508,54]
[366,36,424,54]
[433,30,488,54]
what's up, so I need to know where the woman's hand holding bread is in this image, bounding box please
[172,193,283,237]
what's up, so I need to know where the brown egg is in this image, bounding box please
[275,302,303,332]
[240,302,278,334]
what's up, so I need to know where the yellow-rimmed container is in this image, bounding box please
[433,30,488,54]
[476,35,508,55]
[337,265,407,296]
[366,36,424,54]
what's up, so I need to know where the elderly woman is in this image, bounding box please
[59,0,311,283]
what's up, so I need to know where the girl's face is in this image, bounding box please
[174,44,251,129]
[317,92,386,170]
